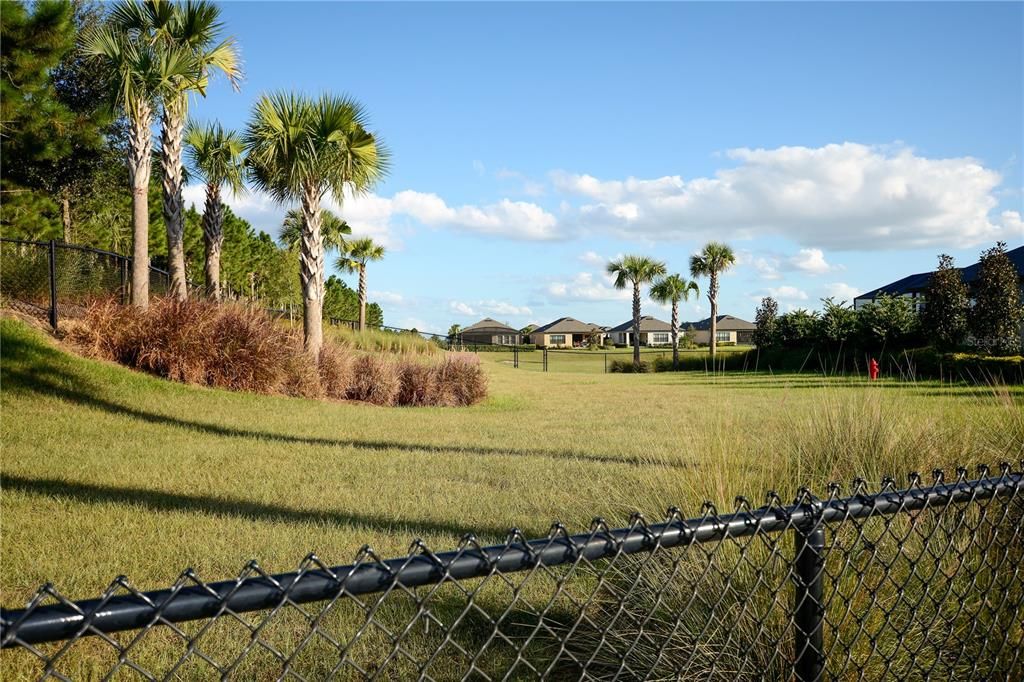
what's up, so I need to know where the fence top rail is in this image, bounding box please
[1,464,1019,649]
[1,238,125,262]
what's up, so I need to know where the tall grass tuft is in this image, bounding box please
[326,325,440,355]
[66,298,485,407]
[347,354,402,406]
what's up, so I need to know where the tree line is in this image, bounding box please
[753,242,1023,357]
[1,0,387,345]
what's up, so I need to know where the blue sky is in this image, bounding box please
[185,1,1024,333]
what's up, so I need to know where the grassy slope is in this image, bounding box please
[3,316,1020,602]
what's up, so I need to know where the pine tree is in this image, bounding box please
[968,241,1023,355]
[921,254,969,350]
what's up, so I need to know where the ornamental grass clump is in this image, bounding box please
[66,298,486,407]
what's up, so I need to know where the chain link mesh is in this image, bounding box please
[0,239,198,326]
[2,465,1021,681]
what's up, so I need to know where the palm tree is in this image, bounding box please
[184,120,244,301]
[279,208,351,256]
[245,92,389,356]
[607,255,667,370]
[689,241,736,359]
[80,5,192,309]
[117,0,241,300]
[337,237,385,331]
[650,274,700,369]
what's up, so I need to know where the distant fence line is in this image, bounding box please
[1,464,1021,679]
[0,238,477,349]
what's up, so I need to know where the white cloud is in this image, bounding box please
[184,183,559,247]
[546,272,630,303]
[787,248,834,275]
[824,282,862,301]
[472,159,486,176]
[766,285,809,301]
[448,300,533,318]
[578,250,606,267]
[555,143,1024,250]
[449,301,476,316]
[369,290,404,305]
[391,191,559,240]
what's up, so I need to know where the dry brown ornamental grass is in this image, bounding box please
[65,298,487,407]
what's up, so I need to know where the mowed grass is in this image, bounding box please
[502,346,754,373]
[2,317,1022,678]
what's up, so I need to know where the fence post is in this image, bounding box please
[513,345,519,368]
[543,348,548,372]
[793,512,826,682]
[119,257,128,305]
[604,352,608,373]
[47,240,58,330]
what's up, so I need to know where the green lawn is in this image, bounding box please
[498,345,754,373]
[2,318,1021,678]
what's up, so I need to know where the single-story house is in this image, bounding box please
[682,315,756,345]
[853,245,1024,311]
[528,317,606,348]
[606,316,673,346]
[459,318,520,346]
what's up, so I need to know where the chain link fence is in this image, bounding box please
[2,464,1021,680]
[0,238,190,329]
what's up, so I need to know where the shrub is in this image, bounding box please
[318,342,353,400]
[397,358,437,406]
[609,359,650,373]
[67,298,489,405]
[347,354,401,406]
[430,353,488,406]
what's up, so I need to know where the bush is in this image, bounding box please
[318,342,353,399]
[609,359,651,373]
[430,353,488,406]
[67,298,490,404]
[347,354,401,406]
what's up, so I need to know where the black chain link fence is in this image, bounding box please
[0,238,193,329]
[2,464,1021,680]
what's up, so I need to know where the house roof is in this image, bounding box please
[531,317,605,335]
[461,317,519,334]
[855,245,1024,300]
[607,316,672,333]
[683,315,756,331]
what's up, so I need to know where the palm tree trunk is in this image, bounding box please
[709,273,719,361]
[299,185,325,356]
[161,95,188,301]
[128,103,153,310]
[358,264,367,331]
[671,300,679,369]
[632,281,641,370]
[203,183,224,301]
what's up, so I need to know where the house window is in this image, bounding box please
[549,334,566,345]
[715,331,731,342]
[651,332,670,344]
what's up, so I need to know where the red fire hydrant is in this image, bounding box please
[869,358,880,381]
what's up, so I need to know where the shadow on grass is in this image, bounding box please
[1,473,525,541]
[0,324,691,471]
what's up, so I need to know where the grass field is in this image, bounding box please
[2,317,1022,678]
[500,345,755,373]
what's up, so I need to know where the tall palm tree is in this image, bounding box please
[650,274,700,369]
[279,208,351,256]
[607,255,667,370]
[337,237,385,331]
[184,120,244,301]
[152,0,240,296]
[80,7,191,309]
[689,241,736,359]
[245,92,389,356]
